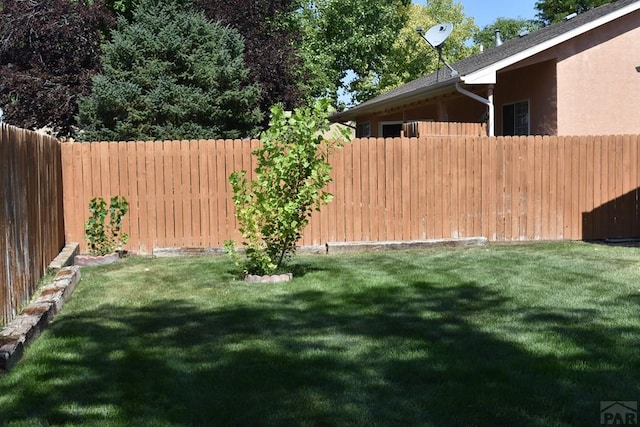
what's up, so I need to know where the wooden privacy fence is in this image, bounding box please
[1,124,65,325]
[61,134,640,254]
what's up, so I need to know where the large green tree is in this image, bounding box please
[474,18,542,49]
[105,0,134,18]
[535,0,612,24]
[77,0,263,141]
[299,0,412,104]
[371,0,476,97]
[298,0,476,104]
[0,0,113,137]
[195,0,307,118]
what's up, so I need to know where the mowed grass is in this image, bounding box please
[0,242,639,426]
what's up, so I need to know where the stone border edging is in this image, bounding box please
[324,238,488,253]
[48,242,79,270]
[152,238,489,258]
[245,273,293,283]
[0,266,81,372]
[74,252,119,267]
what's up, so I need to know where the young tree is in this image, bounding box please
[535,0,612,24]
[195,0,307,118]
[474,18,542,49]
[77,0,263,141]
[0,0,113,137]
[228,99,350,275]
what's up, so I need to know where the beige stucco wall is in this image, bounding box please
[495,60,558,135]
[443,95,488,123]
[556,11,640,136]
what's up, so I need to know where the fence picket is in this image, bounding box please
[400,136,411,240]
[352,136,363,242]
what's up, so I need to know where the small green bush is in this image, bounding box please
[84,196,129,256]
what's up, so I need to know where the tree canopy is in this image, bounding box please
[298,0,476,104]
[298,0,412,104]
[4,0,590,137]
[373,0,476,97]
[77,0,263,141]
[535,0,613,24]
[195,0,307,117]
[0,0,113,136]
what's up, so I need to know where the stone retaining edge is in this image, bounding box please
[153,247,226,257]
[0,266,81,373]
[324,238,489,253]
[153,238,489,257]
[48,242,79,270]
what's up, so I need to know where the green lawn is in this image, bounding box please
[1,242,639,426]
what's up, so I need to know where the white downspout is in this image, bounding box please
[487,85,495,137]
[455,82,495,137]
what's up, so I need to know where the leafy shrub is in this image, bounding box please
[228,98,350,275]
[84,196,129,256]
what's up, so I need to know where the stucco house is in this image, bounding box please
[331,0,640,138]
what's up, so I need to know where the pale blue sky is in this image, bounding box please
[416,0,539,28]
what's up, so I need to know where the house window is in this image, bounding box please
[502,100,530,136]
[356,122,370,138]
[379,121,403,138]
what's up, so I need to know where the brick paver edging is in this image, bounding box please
[0,266,81,372]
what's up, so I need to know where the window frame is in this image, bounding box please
[378,121,403,138]
[356,121,371,138]
[502,99,530,136]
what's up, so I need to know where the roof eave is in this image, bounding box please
[330,77,461,122]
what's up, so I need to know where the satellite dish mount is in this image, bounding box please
[417,23,458,77]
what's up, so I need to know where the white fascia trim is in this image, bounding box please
[461,2,640,85]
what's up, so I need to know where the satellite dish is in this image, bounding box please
[423,23,453,48]
[416,23,458,78]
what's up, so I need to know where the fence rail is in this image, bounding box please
[1,124,65,325]
[61,134,640,254]
[403,121,487,137]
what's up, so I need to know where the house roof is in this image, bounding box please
[332,0,640,122]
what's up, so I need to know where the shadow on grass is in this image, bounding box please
[1,275,638,426]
